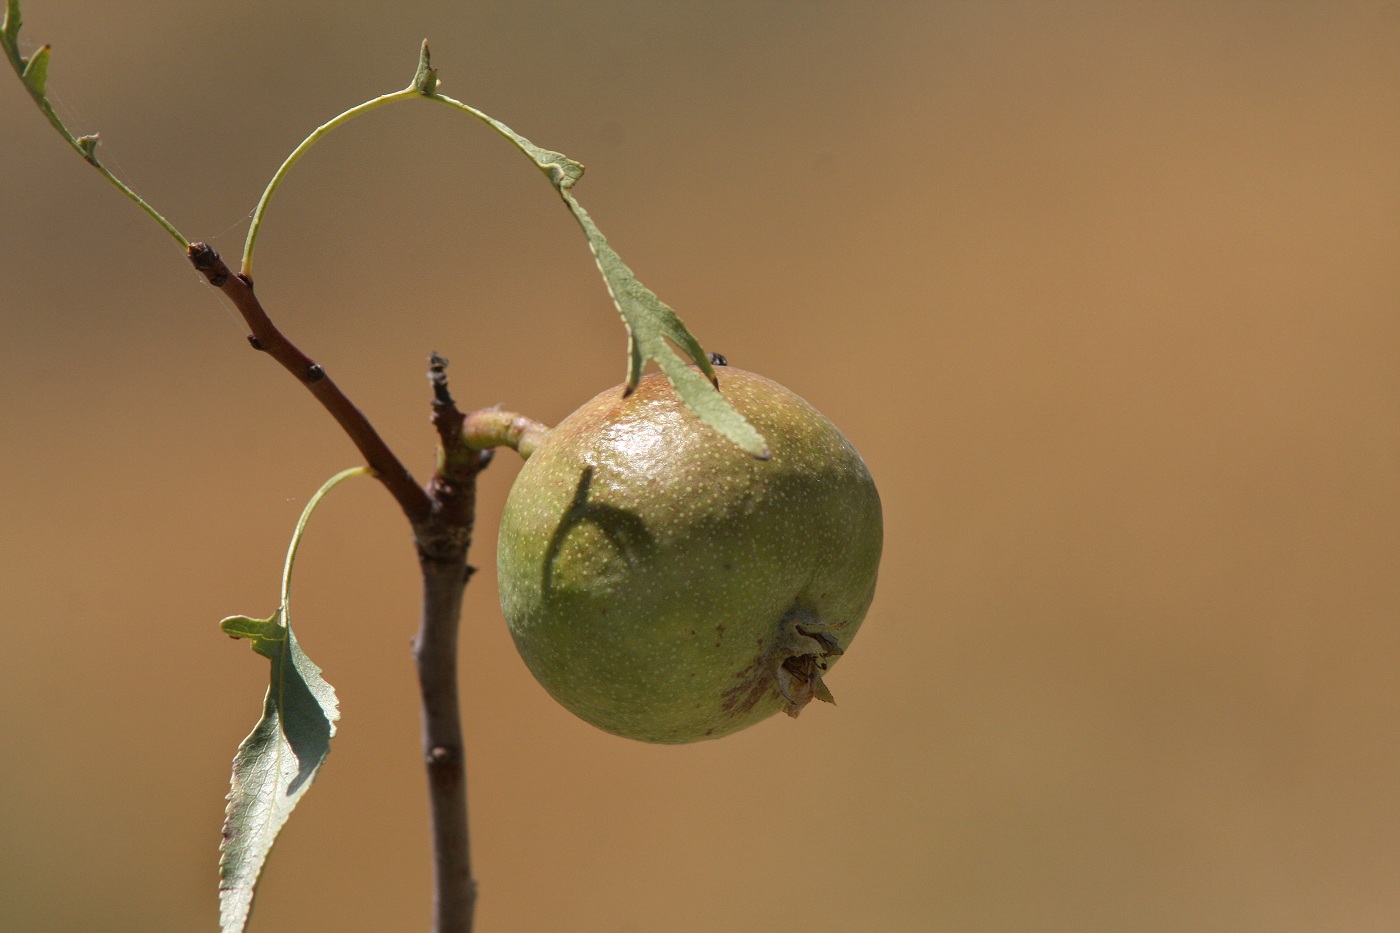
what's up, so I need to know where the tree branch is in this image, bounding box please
[188,247,495,933]
[413,353,489,933]
[187,241,432,524]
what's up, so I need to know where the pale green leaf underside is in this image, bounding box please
[218,610,338,933]
[217,467,366,933]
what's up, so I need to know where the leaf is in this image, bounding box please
[2,0,188,246]
[427,87,770,458]
[217,466,368,933]
[410,39,437,96]
[2,0,21,53]
[19,40,46,94]
[559,190,770,458]
[218,609,338,933]
[1,1,52,110]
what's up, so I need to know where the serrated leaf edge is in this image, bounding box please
[216,467,368,933]
[426,88,770,458]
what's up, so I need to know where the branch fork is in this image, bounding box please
[187,241,537,933]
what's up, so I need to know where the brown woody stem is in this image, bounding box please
[190,245,492,932]
[414,353,490,933]
[187,241,431,524]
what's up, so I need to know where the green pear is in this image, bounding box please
[497,366,882,743]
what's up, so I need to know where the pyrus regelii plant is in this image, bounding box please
[3,2,886,922]
[498,364,882,743]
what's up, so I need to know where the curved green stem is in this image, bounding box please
[241,84,571,276]
[461,409,551,460]
[280,465,373,609]
[242,88,417,275]
[423,92,580,185]
[232,40,763,452]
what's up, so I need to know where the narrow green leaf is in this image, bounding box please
[217,467,368,933]
[450,97,585,190]
[19,41,46,94]
[558,190,769,456]
[2,0,21,51]
[428,90,769,457]
[410,39,437,96]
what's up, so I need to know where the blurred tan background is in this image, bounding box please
[2,1,1398,930]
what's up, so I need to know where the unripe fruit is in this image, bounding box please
[497,366,882,743]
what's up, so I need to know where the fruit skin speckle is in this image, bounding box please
[497,367,882,743]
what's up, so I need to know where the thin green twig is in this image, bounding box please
[2,0,188,249]
[280,466,373,608]
[241,88,417,275]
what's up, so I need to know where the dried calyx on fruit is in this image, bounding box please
[497,365,882,743]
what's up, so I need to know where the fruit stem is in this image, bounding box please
[462,408,552,460]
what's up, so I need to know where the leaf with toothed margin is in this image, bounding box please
[218,607,338,933]
[555,188,769,458]
[487,114,765,456]
[426,68,768,457]
[216,467,364,933]
[456,103,586,191]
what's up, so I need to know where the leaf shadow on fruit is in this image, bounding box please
[540,465,654,595]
